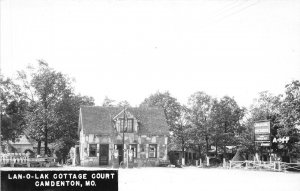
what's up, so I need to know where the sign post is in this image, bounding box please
[254,121,271,146]
[254,121,271,161]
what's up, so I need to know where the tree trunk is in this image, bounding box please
[43,101,48,156]
[182,147,185,164]
[181,139,185,165]
[37,140,41,155]
[45,126,48,156]
[224,124,227,160]
[223,145,227,159]
[198,144,201,160]
[215,141,218,156]
[205,135,209,156]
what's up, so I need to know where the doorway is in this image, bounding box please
[75,145,80,166]
[115,144,123,165]
[99,144,109,165]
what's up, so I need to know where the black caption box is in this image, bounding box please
[1,170,118,191]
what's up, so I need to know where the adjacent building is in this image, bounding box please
[78,106,169,167]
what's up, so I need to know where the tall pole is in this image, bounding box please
[122,106,126,163]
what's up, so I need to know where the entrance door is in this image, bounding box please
[115,144,123,165]
[99,144,109,165]
[75,145,80,165]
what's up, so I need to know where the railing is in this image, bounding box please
[228,160,300,172]
[1,153,29,167]
[281,162,300,171]
[0,153,57,167]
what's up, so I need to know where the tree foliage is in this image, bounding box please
[102,96,115,107]
[210,96,245,157]
[102,97,131,108]
[54,93,94,160]
[140,91,181,131]
[187,92,214,156]
[0,76,28,142]
[247,83,300,160]
[277,80,300,158]
[17,61,74,154]
[13,61,95,156]
[171,106,192,159]
[247,91,282,152]
[140,91,190,160]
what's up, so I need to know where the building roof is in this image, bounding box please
[8,135,56,149]
[9,135,33,145]
[79,106,169,135]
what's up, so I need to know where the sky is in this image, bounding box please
[1,0,300,108]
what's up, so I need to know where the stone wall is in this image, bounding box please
[80,132,168,166]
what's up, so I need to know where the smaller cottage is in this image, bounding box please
[78,106,169,167]
[8,135,34,153]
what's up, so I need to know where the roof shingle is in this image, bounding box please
[79,106,169,135]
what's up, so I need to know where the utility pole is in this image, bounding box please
[122,106,127,164]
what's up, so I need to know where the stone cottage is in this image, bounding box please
[78,106,169,166]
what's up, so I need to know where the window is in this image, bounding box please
[89,144,97,157]
[127,119,133,132]
[149,144,157,158]
[118,118,134,132]
[129,144,137,158]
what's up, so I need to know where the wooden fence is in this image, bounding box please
[228,160,300,172]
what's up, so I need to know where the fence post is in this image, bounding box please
[199,158,202,167]
[206,156,210,166]
[229,160,232,169]
[10,157,15,167]
[245,161,248,169]
[27,158,30,167]
[223,158,226,168]
[127,150,129,168]
[278,162,282,171]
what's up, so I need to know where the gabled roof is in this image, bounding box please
[9,135,33,145]
[79,106,169,135]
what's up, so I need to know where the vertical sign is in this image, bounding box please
[254,121,270,146]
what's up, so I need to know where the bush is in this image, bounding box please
[209,158,222,166]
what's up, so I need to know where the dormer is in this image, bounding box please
[113,109,138,133]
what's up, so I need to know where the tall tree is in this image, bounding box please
[249,91,282,122]
[210,96,245,159]
[18,61,73,155]
[248,91,283,155]
[140,92,187,161]
[140,91,181,131]
[172,106,192,163]
[187,91,214,157]
[54,92,94,161]
[0,76,27,143]
[278,80,300,160]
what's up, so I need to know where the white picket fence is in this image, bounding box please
[228,160,300,172]
[1,153,29,167]
[0,153,56,167]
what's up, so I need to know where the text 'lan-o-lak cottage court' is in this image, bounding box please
[78,106,169,167]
